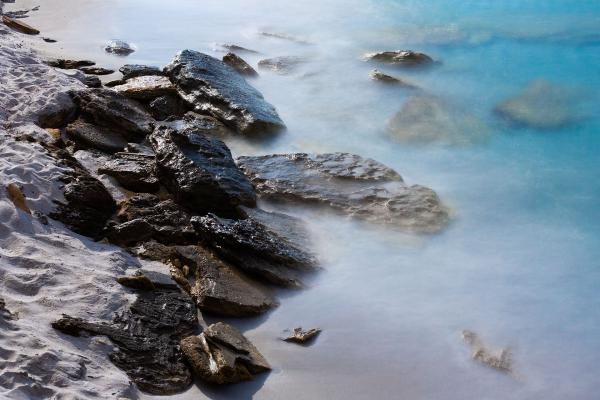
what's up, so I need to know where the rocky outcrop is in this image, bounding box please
[180,322,270,384]
[164,50,285,136]
[66,118,128,153]
[237,152,449,231]
[98,152,159,192]
[283,327,321,344]
[112,76,177,100]
[258,56,306,75]
[105,39,134,55]
[119,64,163,80]
[364,50,434,67]
[222,52,258,77]
[149,126,256,217]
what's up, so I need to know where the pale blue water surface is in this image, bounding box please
[11,0,600,398]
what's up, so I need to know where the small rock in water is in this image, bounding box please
[364,50,434,67]
[260,31,311,44]
[78,66,115,75]
[462,330,513,374]
[66,118,129,153]
[369,69,418,89]
[180,322,271,385]
[222,52,258,77]
[6,183,31,214]
[83,75,102,88]
[2,15,40,35]
[42,37,57,43]
[119,64,163,80]
[283,327,321,344]
[46,59,96,69]
[220,44,259,54]
[112,75,176,100]
[258,56,307,75]
[97,152,160,193]
[105,39,135,56]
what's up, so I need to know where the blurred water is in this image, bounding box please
[11,0,600,398]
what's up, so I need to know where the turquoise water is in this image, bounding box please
[12,0,600,398]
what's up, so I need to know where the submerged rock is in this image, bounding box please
[257,56,306,75]
[260,31,311,45]
[180,322,270,385]
[105,39,135,55]
[149,125,256,217]
[46,59,95,69]
[119,64,163,80]
[2,15,39,35]
[237,152,449,231]
[364,50,434,67]
[369,69,417,89]
[222,52,258,77]
[78,66,115,75]
[387,95,488,145]
[462,330,513,374]
[164,50,285,136]
[97,152,159,193]
[66,118,128,153]
[283,327,321,344]
[148,95,188,121]
[112,75,177,100]
[220,44,259,54]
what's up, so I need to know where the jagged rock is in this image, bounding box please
[70,88,154,137]
[387,95,489,145]
[6,183,31,214]
[107,218,154,246]
[369,69,417,88]
[237,152,449,231]
[2,15,39,35]
[220,44,259,54]
[364,50,434,67]
[462,330,513,374]
[149,126,256,217]
[105,39,135,55]
[97,152,159,192]
[257,56,306,75]
[83,75,102,88]
[66,118,128,153]
[222,52,258,77]
[119,64,163,80]
[117,273,156,291]
[52,288,197,395]
[148,95,188,121]
[283,327,321,344]
[78,66,114,75]
[164,50,285,136]
[180,322,270,385]
[177,112,233,137]
[46,59,95,69]
[133,240,179,262]
[191,212,317,287]
[112,76,176,100]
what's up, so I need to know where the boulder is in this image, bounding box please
[78,66,114,75]
[46,59,95,69]
[105,39,135,55]
[2,15,39,35]
[119,64,163,80]
[364,50,434,67]
[112,76,177,100]
[369,69,417,88]
[222,52,258,77]
[180,322,270,385]
[148,95,188,121]
[149,126,256,217]
[66,118,128,153]
[283,327,321,344]
[97,152,159,192]
[70,88,154,137]
[83,75,102,88]
[164,50,285,136]
[257,56,306,75]
[237,152,449,232]
[178,112,233,137]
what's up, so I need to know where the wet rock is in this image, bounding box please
[148,95,188,121]
[105,39,135,56]
[112,75,176,100]
[237,152,449,231]
[220,44,259,54]
[117,273,156,291]
[119,64,163,80]
[6,183,31,214]
[164,50,285,136]
[98,152,159,192]
[462,330,513,374]
[52,287,197,395]
[387,95,489,145]
[191,212,317,287]
[180,322,270,385]
[364,50,434,67]
[369,69,417,88]
[66,118,128,153]
[43,37,57,43]
[257,56,306,75]
[70,88,155,137]
[495,80,578,129]
[177,112,233,137]
[149,125,256,217]
[83,75,102,88]
[2,15,39,35]
[46,59,95,69]
[222,52,258,77]
[78,66,115,75]
[283,327,321,344]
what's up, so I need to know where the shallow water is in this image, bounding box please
[8,0,600,398]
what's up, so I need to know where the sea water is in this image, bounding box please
[10,0,600,398]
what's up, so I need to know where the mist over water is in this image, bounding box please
[12,0,600,398]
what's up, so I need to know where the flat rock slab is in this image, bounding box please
[78,66,115,75]
[237,152,449,232]
[364,50,434,67]
[2,15,39,35]
[283,327,321,344]
[149,126,256,217]
[164,50,285,136]
[98,152,159,193]
[180,322,270,385]
[112,75,177,100]
[222,52,258,77]
[66,118,129,153]
[119,64,163,80]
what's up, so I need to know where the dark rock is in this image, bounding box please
[105,79,127,88]
[177,112,233,137]
[191,212,317,287]
[42,37,57,43]
[117,273,156,291]
[112,76,176,100]
[36,94,78,129]
[46,59,95,69]
[257,56,306,75]
[98,152,159,192]
[148,95,188,121]
[66,118,128,153]
[222,52,258,77]
[237,152,449,231]
[220,44,259,54]
[164,50,285,136]
[119,64,163,80]
[369,69,417,88]
[105,39,135,56]
[149,125,256,217]
[107,218,154,246]
[70,88,155,138]
[180,322,270,385]
[78,66,115,75]
[52,288,197,395]
[83,75,102,88]
[283,327,321,344]
[124,142,154,155]
[2,15,39,34]
[364,50,434,67]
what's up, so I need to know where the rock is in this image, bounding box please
[220,44,259,54]
[364,50,434,67]
[117,273,156,291]
[66,118,129,153]
[42,37,57,43]
[237,152,449,231]
[97,152,159,192]
[369,69,417,88]
[2,15,39,35]
[70,89,155,137]
[83,75,102,88]
[222,52,258,77]
[148,95,188,121]
[78,66,115,75]
[495,80,579,129]
[177,112,233,137]
[164,50,285,136]
[462,330,513,374]
[119,64,163,80]
[105,39,135,56]
[132,240,179,262]
[6,183,31,214]
[180,322,270,385]
[257,56,306,75]
[260,31,311,44]
[52,288,197,395]
[149,126,256,217]
[283,327,321,344]
[387,95,489,145]
[105,79,127,88]
[46,59,95,69]
[112,76,176,100]
[191,212,317,287]
[107,218,154,246]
